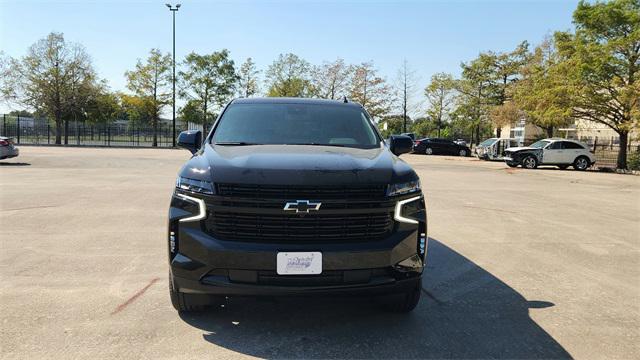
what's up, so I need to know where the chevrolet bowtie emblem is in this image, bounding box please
[283,200,322,213]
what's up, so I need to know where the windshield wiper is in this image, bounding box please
[213,142,263,146]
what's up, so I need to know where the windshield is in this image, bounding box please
[479,138,497,146]
[211,103,380,148]
[530,140,550,149]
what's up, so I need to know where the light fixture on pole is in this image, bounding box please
[166,3,181,147]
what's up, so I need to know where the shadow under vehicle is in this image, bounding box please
[179,238,570,359]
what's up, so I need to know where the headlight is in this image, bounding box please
[394,195,423,224]
[176,176,214,195]
[174,193,207,223]
[387,179,421,197]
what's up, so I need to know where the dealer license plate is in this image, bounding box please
[276,252,322,275]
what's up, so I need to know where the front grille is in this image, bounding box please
[216,183,387,200]
[205,211,393,243]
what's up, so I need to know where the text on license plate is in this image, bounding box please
[277,252,322,275]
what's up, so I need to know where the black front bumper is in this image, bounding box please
[168,192,427,297]
[171,270,422,297]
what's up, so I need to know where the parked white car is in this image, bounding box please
[0,136,19,160]
[503,138,596,170]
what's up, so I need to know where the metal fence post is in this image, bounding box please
[16,114,20,144]
[48,123,50,144]
[107,125,111,146]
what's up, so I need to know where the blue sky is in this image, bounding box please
[0,0,580,115]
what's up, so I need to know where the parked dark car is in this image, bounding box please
[168,98,427,313]
[413,138,471,157]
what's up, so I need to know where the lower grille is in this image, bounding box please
[256,268,390,286]
[205,211,393,243]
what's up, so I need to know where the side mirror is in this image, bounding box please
[389,135,414,156]
[177,130,202,154]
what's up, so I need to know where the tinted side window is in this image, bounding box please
[563,141,584,149]
[548,142,562,150]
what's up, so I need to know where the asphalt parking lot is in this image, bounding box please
[1,146,638,359]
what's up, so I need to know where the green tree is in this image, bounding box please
[0,32,98,144]
[378,115,406,138]
[556,0,640,169]
[179,99,203,125]
[120,93,154,125]
[237,57,260,98]
[265,53,313,97]
[489,41,531,136]
[489,101,522,136]
[124,48,172,147]
[349,62,393,120]
[456,53,499,144]
[411,117,437,138]
[311,58,351,100]
[513,38,575,137]
[179,50,238,133]
[7,110,33,117]
[85,85,121,124]
[424,72,456,137]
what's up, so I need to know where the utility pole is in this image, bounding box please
[166,3,181,147]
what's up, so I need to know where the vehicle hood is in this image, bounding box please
[179,144,418,186]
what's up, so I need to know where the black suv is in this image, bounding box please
[168,98,427,313]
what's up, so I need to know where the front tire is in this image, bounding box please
[384,281,421,313]
[425,147,433,155]
[522,155,538,169]
[169,275,208,312]
[573,156,590,171]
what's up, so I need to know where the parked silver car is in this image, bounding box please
[475,138,519,161]
[0,136,19,160]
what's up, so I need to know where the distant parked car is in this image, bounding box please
[413,138,471,157]
[0,136,19,160]
[476,138,519,160]
[503,138,596,170]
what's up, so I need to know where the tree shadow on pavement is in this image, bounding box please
[180,238,571,359]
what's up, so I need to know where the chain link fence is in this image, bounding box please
[589,143,640,168]
[0,114,201,148]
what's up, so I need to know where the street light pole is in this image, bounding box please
[166,3,181,147]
